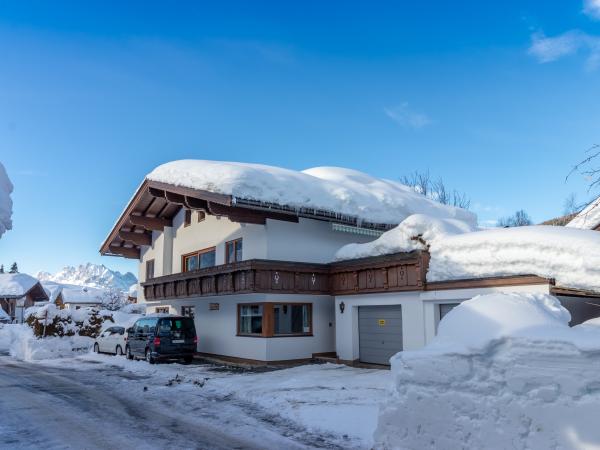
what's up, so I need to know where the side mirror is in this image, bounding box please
[126,327,133,334]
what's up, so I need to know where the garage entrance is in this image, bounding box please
[358,305,403,365]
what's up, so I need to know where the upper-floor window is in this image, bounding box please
[182,247,216,272]
[225,238,243,264]
[197,211,206,222]
[146,259,155,281]
[184,209,192,227]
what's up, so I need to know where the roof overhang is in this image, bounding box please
[101,179,396,259]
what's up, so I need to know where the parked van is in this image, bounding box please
[126,315,197,364]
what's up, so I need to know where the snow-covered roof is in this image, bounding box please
[42,283,63,303]
[0,273,41,298]
[128,283,138,298]
[147,160,476,226]
[42,281,105,304]
[566,197,600,230]
[336,215,600,292]
[0,162,13,238]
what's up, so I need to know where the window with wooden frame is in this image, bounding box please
[237,303,312,337]
[197,211,206,222]
[184,209,192,227]
[225,238,243,264]
[145,259,155,281]
[181,247,216,272]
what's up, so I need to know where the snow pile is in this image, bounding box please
[0,273,39,297]
[336,214,477,260]
[147,160,476,226]
[566,197,600,230]
[0,162,13,238]
[336,215,600,291]
[0,324,93,361]
[375,293,600,449]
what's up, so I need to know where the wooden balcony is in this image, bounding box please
[142,252,427,300]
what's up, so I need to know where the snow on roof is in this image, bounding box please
[128,283,138,298]
[566,197,600,230]
[42,283,64,303]
[336,215,600,292]
[147,160,477,226]
[0,162,13,238]
[41,282,105,304]
[0,273,40,298]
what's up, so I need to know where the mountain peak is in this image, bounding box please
[36,263,137,292]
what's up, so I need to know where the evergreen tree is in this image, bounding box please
[9,262,18,274]
[0,265,4,274]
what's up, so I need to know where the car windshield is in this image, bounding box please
[157,318,195,337]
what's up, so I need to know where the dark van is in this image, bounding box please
[126,316,197,364]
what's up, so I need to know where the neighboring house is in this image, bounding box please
[42,281,104,310]
[127,283,138,303]
[0,273,49,323]
[100,160,600,366]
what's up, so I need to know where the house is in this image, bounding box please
[100,160,600,366]
[0,273,49,323]
[41,282,105,310]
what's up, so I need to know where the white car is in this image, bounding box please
[94,325,127,356]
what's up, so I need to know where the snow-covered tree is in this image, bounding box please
[0,162,13,238]
[563,193,580,215]
[9,262,18,273]
[497,210,532,227]
[98,287,126,311]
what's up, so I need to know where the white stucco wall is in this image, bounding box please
[334,283,552,363]
[145,293,335,362]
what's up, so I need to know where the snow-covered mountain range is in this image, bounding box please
[36,263,137,292]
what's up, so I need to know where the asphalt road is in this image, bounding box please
[0,354,278,450]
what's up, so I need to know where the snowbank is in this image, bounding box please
[0,273,39,297]
[337,216,600,292]
[0,324,93,361]
[0,162,13,238]
[147,161,476,226]
[375,293,600,449]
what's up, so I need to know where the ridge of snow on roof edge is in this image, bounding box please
[146,160,477,226]
[566,196,600,230]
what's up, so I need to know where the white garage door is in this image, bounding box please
[358,305,403,365]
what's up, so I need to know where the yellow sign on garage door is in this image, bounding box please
[378,319,386,326]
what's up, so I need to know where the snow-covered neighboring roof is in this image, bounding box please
[128,283,138,298]
[0,273,40,298]
[0,162,13,238]
[336,215,600,292]
[42,281,105,304]
[566,197,600,230]
[147,160,477,226]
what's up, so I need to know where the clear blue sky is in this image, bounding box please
[1,0,599,276]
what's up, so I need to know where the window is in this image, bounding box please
[237,303,313,337]
[274,304,311,335]
[181,306,195,319]
[182,247,216,272]
[184,209,192,227]
[146,259,155,281]
[225,238,243,264]
[439,303,460,321]
[155,307,169,314]
[238,304,263,335]
[197,211,206,222]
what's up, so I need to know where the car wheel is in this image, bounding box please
[126,346,134,360]
[115,345,123,356]
[183,355,193,364]
[93,343,100,353]
[145,348,155,364]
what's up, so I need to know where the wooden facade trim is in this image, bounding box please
[426,274,551,291]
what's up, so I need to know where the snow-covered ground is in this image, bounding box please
[374,293,600,449]
[0,323,389,449]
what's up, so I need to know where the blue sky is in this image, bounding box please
[1,0,600,276]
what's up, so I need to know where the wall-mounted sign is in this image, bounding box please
[378,319,386,326]
[209,303,220,311]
